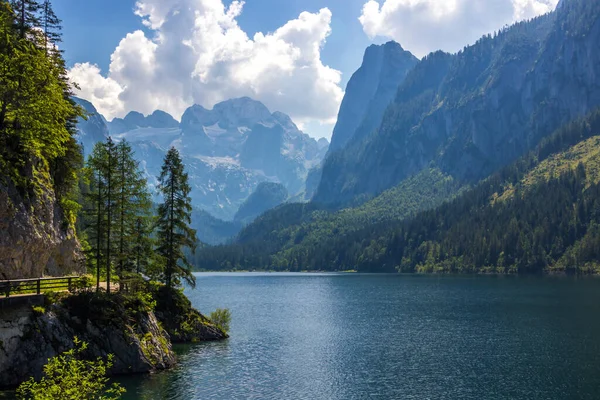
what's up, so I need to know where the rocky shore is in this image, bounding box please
[0,289,227,389]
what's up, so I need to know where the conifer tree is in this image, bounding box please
[84,143,108,291]
[40,0,60,51]
[156,147,197,290]
[10,0,41,38]
[114,139,152,280]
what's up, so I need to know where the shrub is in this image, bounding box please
[209,308,231,333]
[16,337,126,400]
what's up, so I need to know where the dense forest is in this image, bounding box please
[195,110,600,274]
[0,0,83,220]
[0,0,198,291]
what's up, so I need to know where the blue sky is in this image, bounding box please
[61,0,558,139]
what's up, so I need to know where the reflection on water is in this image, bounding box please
[6,273,600,399]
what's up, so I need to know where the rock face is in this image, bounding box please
[315,1,600,205]
[78,97,329,220]
[234,182,289,224]
[0,300,176,388]
[73,97,109,158]
[0,163,83,280]
[328,41,418,153]
[109,110,179,134]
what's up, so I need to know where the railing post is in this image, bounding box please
[68,277,72,293]
[4,281,9,298]
[37,279,41,295]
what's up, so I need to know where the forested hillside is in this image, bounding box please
[0,0,84,278]
[192,0,600,273]
[195,110,600,273]
[316,0,600,205]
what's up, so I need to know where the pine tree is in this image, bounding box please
[84,143,108,291]
[10,0,41,38]
[114,139,152,280]
[156,147,197,290]
[0,1,82,198]
[40,0,60,51]
[132,216,155,275]
[85,138,117,293]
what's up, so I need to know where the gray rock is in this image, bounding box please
[0,303,176,388]
[0,164,83,280]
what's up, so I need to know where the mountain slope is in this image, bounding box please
[316,0,600,205]
[328,41,418,153]
[76,97,328,220]
[234,182,289,225]
[194,109,600,273]
[74,97,109,157]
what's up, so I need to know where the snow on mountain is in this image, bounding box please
[77,97,329,220]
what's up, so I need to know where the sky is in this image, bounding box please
[56,0,559,139]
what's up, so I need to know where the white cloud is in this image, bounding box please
[69,0,344,130]
[359,0,559,58]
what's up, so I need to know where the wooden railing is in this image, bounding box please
[0,276,84,298]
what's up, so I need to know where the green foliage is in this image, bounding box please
[31,305,45,315]
[196,109,600,274]
[0,0,83,224]
[194,167,463,271]
[16,337,125,400]
[82,138,153,290]
[155,147,197,290]
[151,285,226,342]
[209,308,231,334]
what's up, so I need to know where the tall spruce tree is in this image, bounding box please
[156,147,197,290]
[40,0,60,51]
[84,138,154,290]
[10,0,40,38]
[0,1,82,204]
[114,139,152,280]
[85,138,117,293]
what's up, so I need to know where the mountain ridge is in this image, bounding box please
[76,97,329,220]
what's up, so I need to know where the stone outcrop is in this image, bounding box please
[153,286,228,344]
[0,293,176,388]
[0,162,84,280]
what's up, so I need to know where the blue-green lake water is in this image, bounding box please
[118,273,600,399]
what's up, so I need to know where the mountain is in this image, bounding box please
[193,109,600,272]
[234,182,289,225]
[75,97,329,220]
[315,0,600,205]
[109,110,179,134]
[190,209,242,246]
[328,41,418,153]
[192,0,600,272]
[73,97,109,157]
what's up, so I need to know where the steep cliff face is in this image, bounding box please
[73,97,109,158]
[0,297,176,388]
[328,41,418,153]
[316,0,600,205]
[0,163,83,280]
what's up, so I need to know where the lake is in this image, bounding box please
[120,273,600,399]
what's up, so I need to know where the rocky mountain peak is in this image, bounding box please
[212,97,274,129]
[328,40,418,153]
[109,110,178,134]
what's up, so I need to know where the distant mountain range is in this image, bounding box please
[75,97,329,222]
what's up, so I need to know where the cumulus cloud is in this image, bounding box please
[359,0,559,58]
[69,0,344,127]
